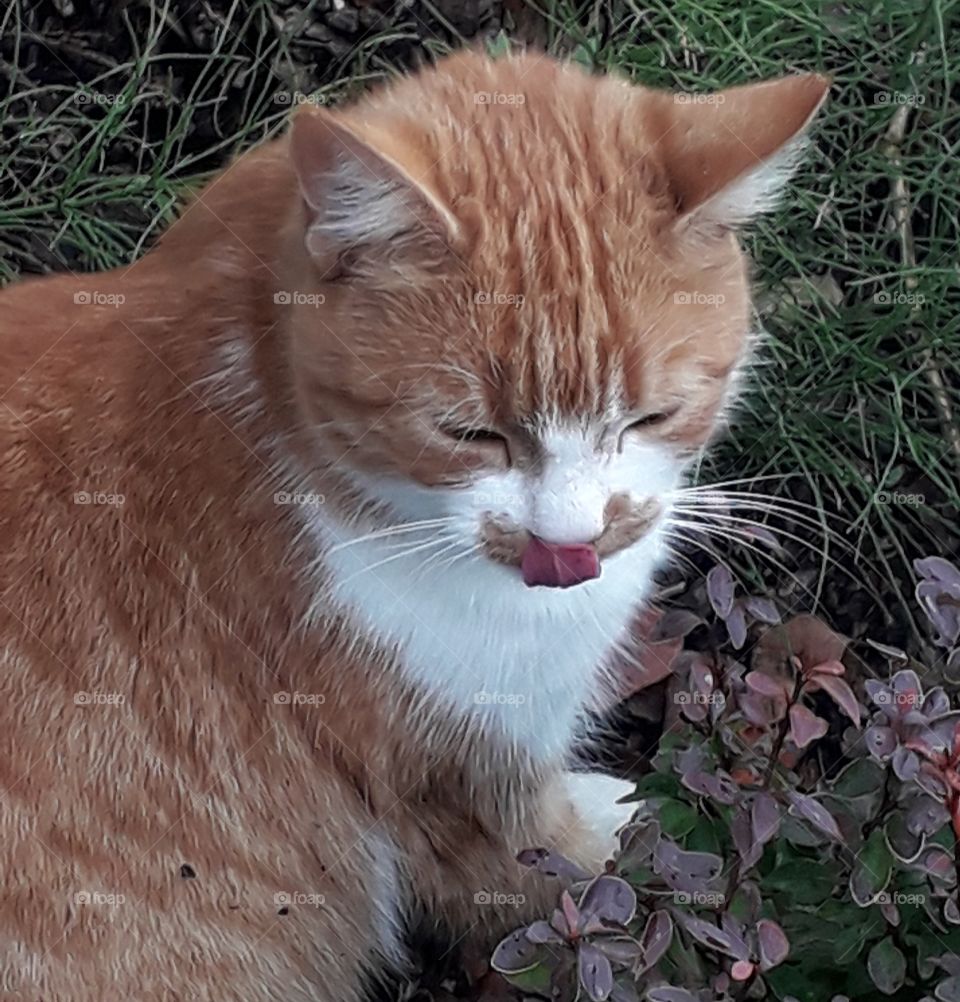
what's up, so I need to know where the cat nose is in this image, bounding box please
[528,486,606,546]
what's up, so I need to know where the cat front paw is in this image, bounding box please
[563,771,638,869]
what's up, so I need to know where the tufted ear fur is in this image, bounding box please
[289,107,458,275]
[652,74,830,240]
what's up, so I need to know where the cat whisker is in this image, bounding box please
[663,522,820,600]
[670,502,853,553]
[332,535,457,588]
[325,518,457,555]
[675,484,840,519]
[673,486,855,533]
[412,538,470,580]
[660,527,731,573]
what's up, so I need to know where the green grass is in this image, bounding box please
[1,0,957,644]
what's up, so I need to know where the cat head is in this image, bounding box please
[282,52,827,590]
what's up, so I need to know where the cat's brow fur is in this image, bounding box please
[0,51,826,1000]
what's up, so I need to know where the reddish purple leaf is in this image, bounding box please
[891,746,920,781]
[731,806,761,869]
[891,670,923,712]
[808,673,861,726]
[916,846,956,884]
[618,819,660,864]
[923,687,951,718]
[915,556,960,589]
[526,920,565,944]
[751,792,781,846]
[578,942,614,1002]
[787,791,843,841]
[579,876,636,927]
[561,890,581,933]
[757,919,790,971]
[789,703,829,748]
[865,724,897,760]
[745,596,781,624]
[681,769,738,805]
[720,913,750,959]
[649,609,704,642]
[647,989,700,1002]
[808,659,846,677]
[739,691,785,727]
[551,907,572,939]
[639,911,673,972]
[906,795,949,837]
[916,765,949,800]
[689,658,716,700]
[682,916,748,959]
[725,604,748,649]
[595,939,642,964]
[491,930,541,973]
[745,671,792,700]
[653,839,723,893]
[707,563,736,618]
[517,847,593,882]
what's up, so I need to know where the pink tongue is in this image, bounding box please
[521,538,601,588]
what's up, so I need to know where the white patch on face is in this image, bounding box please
[307,424,686,764]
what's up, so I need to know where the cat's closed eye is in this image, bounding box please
[625,407,680,431]
[441,425,507,445]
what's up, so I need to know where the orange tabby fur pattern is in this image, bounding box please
[0,52,826,1000]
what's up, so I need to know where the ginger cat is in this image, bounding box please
[0,51,826,1001]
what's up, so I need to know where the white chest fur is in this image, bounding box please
[311,516,667,764]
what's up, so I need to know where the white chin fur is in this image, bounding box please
[313,508,669,763]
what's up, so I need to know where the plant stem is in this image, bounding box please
[762,678,804,790]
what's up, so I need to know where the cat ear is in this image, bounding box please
[656,74,829,239]
[289,107,458,272]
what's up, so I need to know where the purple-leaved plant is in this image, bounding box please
[492,555,960,1001]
